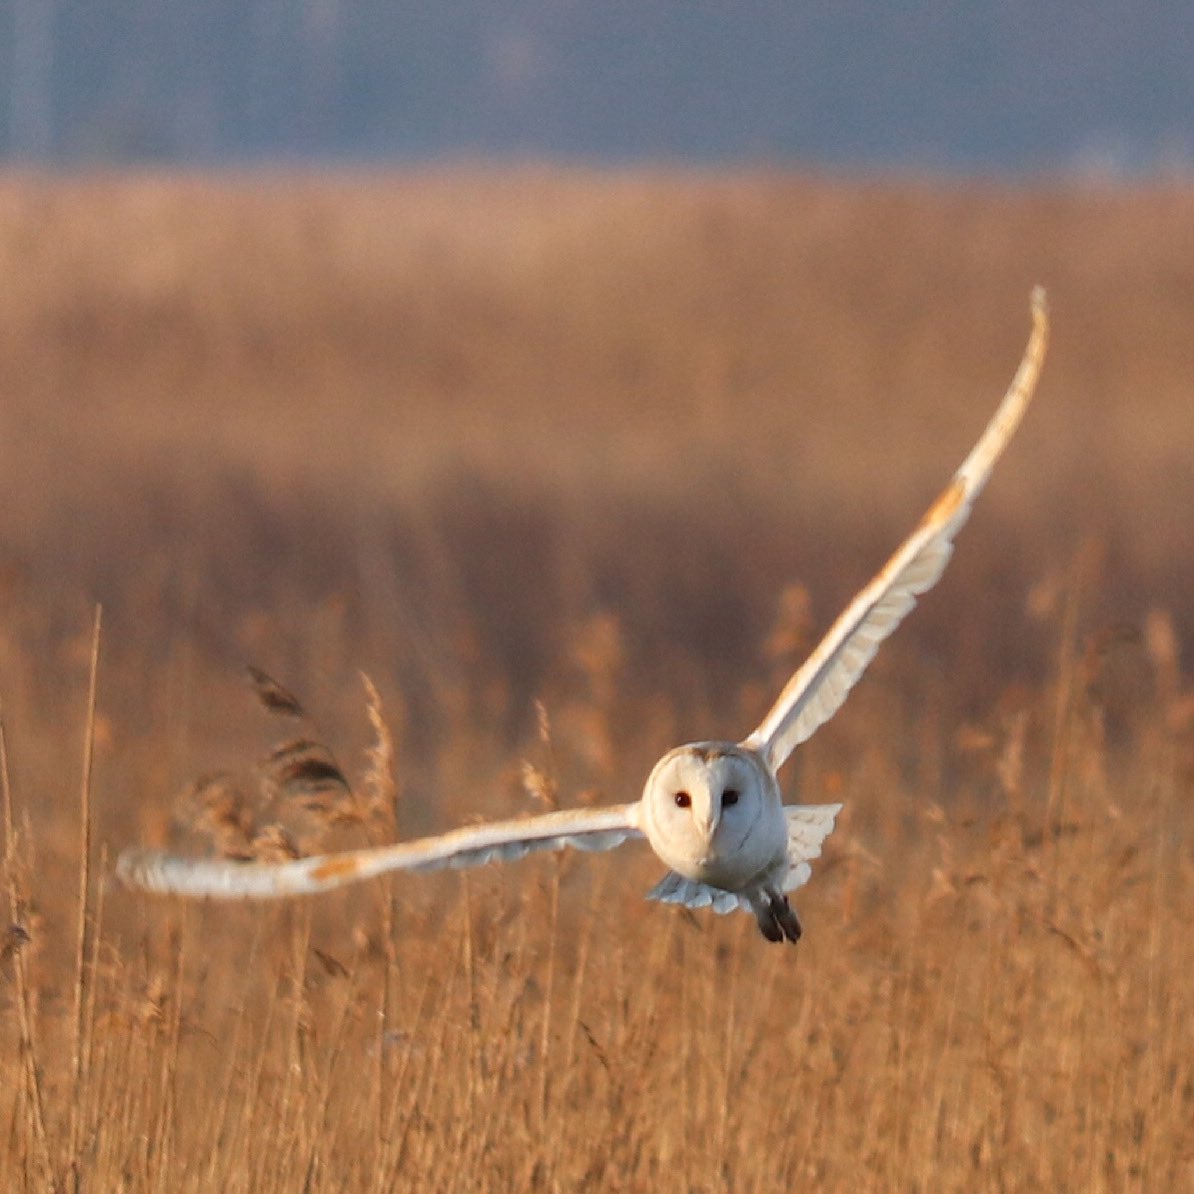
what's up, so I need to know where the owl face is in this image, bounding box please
[640,742,786,890]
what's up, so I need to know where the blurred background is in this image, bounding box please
[0,16,1192,1186]
[0,3,1190,842]
[4,1,1194,173]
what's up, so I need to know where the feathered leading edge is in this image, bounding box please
[742,288,1049,773]
[116,803,643,898]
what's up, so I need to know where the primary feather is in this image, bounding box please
[741,287,1048,773]
[116,804,642,898]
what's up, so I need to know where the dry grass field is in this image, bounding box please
[0,170,1190,1190]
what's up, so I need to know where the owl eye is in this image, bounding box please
[722,788,740,808]
[673,791,692,808]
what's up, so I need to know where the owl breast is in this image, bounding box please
[640,741,788,893]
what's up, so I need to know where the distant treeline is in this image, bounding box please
[3,2,1194,170]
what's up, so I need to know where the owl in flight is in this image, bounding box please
[119,291,1049,942]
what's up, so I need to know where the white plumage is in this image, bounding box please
[118,289,1049,942]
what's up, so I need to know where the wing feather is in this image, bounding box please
[117,803,643,899]
[743,288,1048,772]
[782,803,842,889]
[645,871,746,914]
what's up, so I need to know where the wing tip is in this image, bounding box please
[1030,284,1048,321]
[1027,285,1050,362]
[115,846,157,890]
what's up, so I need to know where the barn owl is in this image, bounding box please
[118,289,1049,942]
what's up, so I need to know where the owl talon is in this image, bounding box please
[753,891,801,943]
[773,894,802,943]
[757,909,785,943]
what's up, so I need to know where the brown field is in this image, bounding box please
[0,170,1191,1190]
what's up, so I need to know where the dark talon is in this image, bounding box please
[771,893,802,943]
[753,890,801,943]
[758,908,784,943]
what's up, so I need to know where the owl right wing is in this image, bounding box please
[117,802,644,899]
[645,802,842,914]
[742,288,1049,774]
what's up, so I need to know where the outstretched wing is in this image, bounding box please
[742,288,1049,773]
[117,803,643,899]
[645,802,842,915]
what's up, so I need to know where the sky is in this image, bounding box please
[4,2,1193,174]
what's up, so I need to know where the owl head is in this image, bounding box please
[639,741,783,887]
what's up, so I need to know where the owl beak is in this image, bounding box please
[702,807,720,842]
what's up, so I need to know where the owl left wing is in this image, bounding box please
[742,288,1048,774]
[117,802,644,899]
